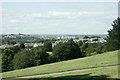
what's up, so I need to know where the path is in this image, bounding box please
[2,65,120,80]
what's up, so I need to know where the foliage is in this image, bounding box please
[2,46,21,72]
[44,41,52,51]
[92,38,98,41]
[2,37,36,45]
[105,18,120,51]
[2,50,119,79]
[80,43,106,56]
[2,37,56,45]
[30,47,49,65]
[83,36,89,39]
[13,49,35,70]
[90,36,101,38]
[52,39,82,61]
[20,43,25,49]
[80,43,89,56]
[2,49,14,72]
[83,40,88,43]
[77,40,83,47]
[10,46,21,53]
[0,53,1,73]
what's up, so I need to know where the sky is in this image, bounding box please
[1,0,119,2]
[2,2,118,34]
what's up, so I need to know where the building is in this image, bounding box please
[0,44,13,49]
[25,43,44,48]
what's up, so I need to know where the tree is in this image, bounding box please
[90,36,101,38]
[92,38,98,41]
[10,46,21,53]
[77,40,83,47]
[52,39,82,61]
[44,41,52,51]
[83,36,89,39]
[30,47,49,65]
[20,43,25,49]
[105,18,120,51]
[83,40,88,43]
[2,49,14,72]
[13,49,35,69]
[80,43,89,57]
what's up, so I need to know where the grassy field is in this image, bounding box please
[2,50,119,79]
[36,67,119,78]
[12,67,119,80]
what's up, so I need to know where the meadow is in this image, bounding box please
[2,50,119,79]
[36,67,119,78]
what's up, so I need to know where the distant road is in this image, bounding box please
[2,65,120,80]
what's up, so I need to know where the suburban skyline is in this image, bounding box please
[2,2,117,34]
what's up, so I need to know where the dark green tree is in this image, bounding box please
[106,18,120,51]
[83,40,88,43]
[77,40,83,47]
[80,43,89,56]
[52,39,82,61]
[31,47,49,65]
[44,41,52,51]
[2,49,14,72]
[92,38,98,41]
[10,46,21,53]
[20,43,25,49]
[83,36,89,39]
[13,49,35,69]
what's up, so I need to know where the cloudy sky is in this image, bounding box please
[2,2,117,34]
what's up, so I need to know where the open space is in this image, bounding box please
[2,50,119,79]
[34,67,119,78]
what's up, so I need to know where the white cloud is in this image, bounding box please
[48,11,72,16]
[9,20,21,23]
[2,0,119,2]
[26,13,42,17]
[48,11,107,18]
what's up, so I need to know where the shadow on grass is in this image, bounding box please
[13,73,119,80]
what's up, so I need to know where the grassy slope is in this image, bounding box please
[37,67,119,78]
[2,50,119,78]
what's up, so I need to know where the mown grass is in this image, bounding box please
[36,67,119,78]
[2,50,119,79]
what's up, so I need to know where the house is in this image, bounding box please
[0,44,13,49]
[24,43,44,48]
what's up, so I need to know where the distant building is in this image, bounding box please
[0,44,13,49]
[25,43,44,48]
[57,36,61,39]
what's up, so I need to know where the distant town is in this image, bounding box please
[0,33,107,49]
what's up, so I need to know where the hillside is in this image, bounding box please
[35,67,119,78]
[2,50,119,79]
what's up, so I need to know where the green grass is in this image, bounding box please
[36,67,119,78]
[2,50,119,79]
[47,52,52,55]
